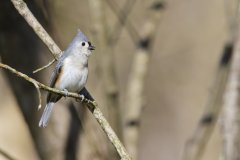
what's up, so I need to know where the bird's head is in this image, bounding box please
[76,31,95,57]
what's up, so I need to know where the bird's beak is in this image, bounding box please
[88,45,95,51]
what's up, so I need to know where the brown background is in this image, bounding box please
[0,0,230,159]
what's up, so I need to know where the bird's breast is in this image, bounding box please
[58,58,88,92]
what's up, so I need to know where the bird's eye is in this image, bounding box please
[81,42,85,46]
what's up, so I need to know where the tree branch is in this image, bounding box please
[32,81,42,110]
[222,1,240,158]
[0,63,131,160]
[11,0,60,72]
[89,0,122,138]
[222,38,240,160]
[123,1,164,159]
[88,1,122,159]
[181,43,233,160]
[105,0,139,45]
[9,0,132,159]
[33,59,55,74]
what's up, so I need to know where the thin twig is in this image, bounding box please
[89,0,122,138]
[123,1,164,159]
[10,0,131,159]
[11,0,62,59]
[32,82,42,110]
[33,59,56,74]
[0,63,132,160]
[88,1,122,159]
[182,1,239,160]
[182,43,233,160]
[105,0,139,45]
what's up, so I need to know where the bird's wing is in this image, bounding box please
[46,58,64,102]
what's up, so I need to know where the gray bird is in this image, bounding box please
[39,31,95,128]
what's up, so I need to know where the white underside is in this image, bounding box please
[59,57,88,92]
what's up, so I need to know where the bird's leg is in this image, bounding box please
[63,89,69,97]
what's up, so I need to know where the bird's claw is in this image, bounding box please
[75,95,92,104]
[80,95,85,102]
[63,89,69,97]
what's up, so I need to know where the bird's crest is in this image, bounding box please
[76,30,89,42]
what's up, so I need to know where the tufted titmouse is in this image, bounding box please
[39,31,95,128]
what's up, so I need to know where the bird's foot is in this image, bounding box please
[75,94,85,102]
[63,89,69,97]
[80,94,85,102]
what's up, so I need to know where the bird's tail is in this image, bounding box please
[39,102,55,128]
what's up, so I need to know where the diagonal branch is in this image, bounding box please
[123,1,165,159]
[32,81,42,110]
[8,0,131,160]
[222,34,240,160]
[89,0,122,137]
[33,59,55,74]
[182,1,239,160]
[11,0,60,73]
[11,0,61,59]
[181,43,233,160]
[0,63,132,160]
[9,0,132,159]
[105,0,139,45]
[88,1,122,159]
[222,1,240,159]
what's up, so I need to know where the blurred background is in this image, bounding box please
[0,0,238,160]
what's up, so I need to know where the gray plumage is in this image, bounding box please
[39,31,95,128]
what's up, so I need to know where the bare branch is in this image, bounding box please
[123,1,164,159]
[182,43,233,160]
[182,1,239,160]
[105,0,139,45]
[222,40,240,160]
[33,59,56,74]
[10,0,131,159]
[10,0,62,59]
[222,1,240,157]
[0,63,132,160]
[89,0,122,138]
[33,81,42,110]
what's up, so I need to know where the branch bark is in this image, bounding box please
[88,1,121,159]
[0,63,131,160]
[9,0,131,159]
[10,0,61,59]
[89,0,122,138]
[222,1,240,157]
[222,39,240,160]
[182,43,233,160]
[123,1,164,159]
[182,1,239,160]
[105,0,139,45]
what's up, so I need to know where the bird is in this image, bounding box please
[39,31,95,128]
